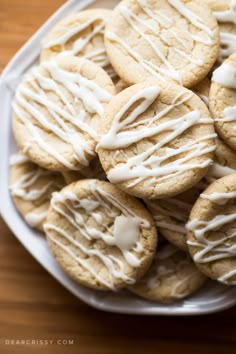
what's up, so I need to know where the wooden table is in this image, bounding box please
[0,1,235,353]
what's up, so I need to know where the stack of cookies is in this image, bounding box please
[10,0,236,304]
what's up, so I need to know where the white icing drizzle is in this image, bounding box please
[207,163,236,182]
[45,180,150,290]
[218,32,236,63]
[187,190,236,284]
[218,269,236,284]
[212,62,236,89]
[25,210,48,228]
[106,0,213,84]
[212,62,236,129]
[10,167,62,202]
[42,16,112,72]
[99,86,216,188]
[201,191,236,205]
[213,0,236,25]
[10,153,30,166]
[13,60,112,170]
[197,94,209,107]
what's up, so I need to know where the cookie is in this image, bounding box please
[41,9,117,80]
[205,137,236,184]
[209,53,236,151]
[187,174,236,285]
[97,80,216,199]
[205,0,236,63]
[130,243,207,303]
[192,77,210,107]
[104,0,219,87]
[12,56,115,172]
[144,186,201,251]
[10,152,65,232]
[62,157,106,184]
[44,179,157,290]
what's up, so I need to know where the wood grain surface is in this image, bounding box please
[0,1,235,353]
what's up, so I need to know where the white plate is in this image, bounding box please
[1,0,236,316]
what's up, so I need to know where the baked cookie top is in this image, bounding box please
[130,243,206,303]
[205,0,236,63]
[12,56,115,171]
[41,9,117,80]
[144,186,201,251]
[105,0,219,87]
[209,53,236,150]
[98,80,216,199]
[10,152,65,232]
[187,174,236,285]
[44,179,157,290]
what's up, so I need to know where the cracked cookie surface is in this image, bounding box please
[12,56,115,171]
[130,243,207,303]
[41,9,117,81]
[209,53,236,151]
[98,80,216,199]
[10,152,65,232]
[45,179,157,290]
[105,0,219,87]
[187,174,236,285]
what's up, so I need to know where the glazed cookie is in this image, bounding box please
[130,243,207,303]
[41,9,117,80]
[205,0,236,63]
[144,186,201,251]
[205,137,236,184]
[105,0,219,87]
[97,80,216,199]
[12,56,115,171]
[62,157,106,184]
[10,152,65,232]
[209,53,236,151]
[192,77,210,107]
[44,179,157,290]
[187,174,236,285]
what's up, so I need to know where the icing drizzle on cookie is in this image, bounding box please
[106,0,214,83]
[45,180,151,290]
[218,32,236,63]
[10,153,65,228]
[212,61,236,129]
[213,0,236,25]
[187,190,236,285]
[42,15,117,79]
[99,86,216,188]
[13,60,112,170]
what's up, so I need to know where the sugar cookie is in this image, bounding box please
[209,53,236,150]
[105,0,219,87]
[187,174,236,285]
[13,56,115,171]
[145,186,200,251]
[10,152,65,232]
[41,9,117,80]
[205,0,236,63]
[130,243,207,303]
[45,179,157,290]
[98,80,216,199]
